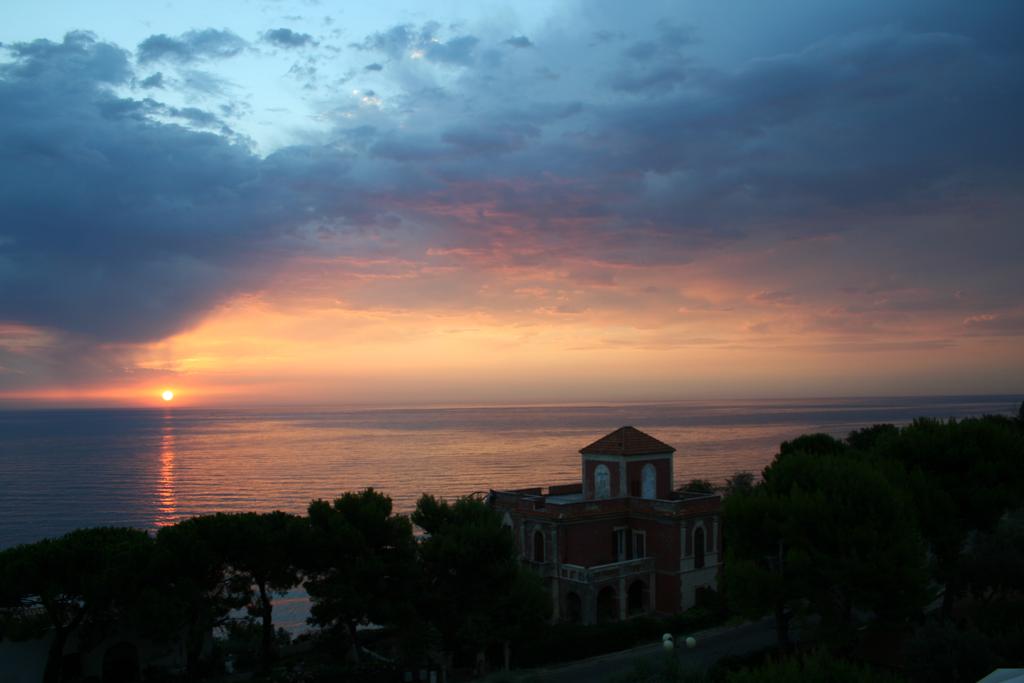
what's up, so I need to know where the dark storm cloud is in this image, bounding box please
[609,64,688,93]
[7,30,131,83]
[137,28,247,63]
[263,28,316,48]
[623,21,692,61]
[582,24,1024,232]
[441,123,541,156]
[0,333,167,392]
[319,4,1023,286]
[0,32,357,344]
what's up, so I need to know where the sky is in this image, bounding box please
[0,0,1022,407]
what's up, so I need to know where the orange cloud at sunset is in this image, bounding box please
[2,209,1022,408]
[64,233,1013,407]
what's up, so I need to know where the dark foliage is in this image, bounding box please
[217,511,307,672]
[723,471,755,497]
[303,489,418,663]
[682,479,716,493]
[845,423,898,452]
[723,650,906,683]
[903,621,996,683]
[778,433,847,458]
[148,515,251,676]
[871,417,1024,616]
[412,494,550,670]
[724,450,928,648]
[0,527,153,683]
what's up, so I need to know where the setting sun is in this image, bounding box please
[161,389,174,402]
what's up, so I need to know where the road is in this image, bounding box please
[526,617,783,683]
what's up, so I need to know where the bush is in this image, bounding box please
[216,619,291,671]
[903,621,996,683]
[723,650,905,683]
[608,652,707,683]
[694,587,727,613]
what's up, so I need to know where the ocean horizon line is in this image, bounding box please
[0,391,1019,414]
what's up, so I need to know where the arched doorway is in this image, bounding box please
[565,591,582,623]
[627,579,647,616]
[596,586,618,623]
[102,642,140,683]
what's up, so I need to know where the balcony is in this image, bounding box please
[524,559,560,578]
[558,557,654,584]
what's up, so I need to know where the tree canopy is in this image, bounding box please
[869,416,1024,614]
[724,450,928,647]
[304,489,417,661]
[148,515,251,677]
[412,494,550,669]
[0,527,153,683]
[726,412,1024,651]
[217,511,307,672]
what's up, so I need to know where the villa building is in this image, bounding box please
[489,426,722,624]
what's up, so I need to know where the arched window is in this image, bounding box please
[641,463,657,499]
[694,526,706,569]
[595,464,611,499]
[533,529,545,562]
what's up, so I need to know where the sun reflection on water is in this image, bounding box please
[156,416,177,527]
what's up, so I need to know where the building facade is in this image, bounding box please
[489,426,721,624]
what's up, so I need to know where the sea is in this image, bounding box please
[0,394,1018,631]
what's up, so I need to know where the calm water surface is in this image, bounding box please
[2,395,1018,550]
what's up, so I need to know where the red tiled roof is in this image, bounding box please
[579,426,676,456]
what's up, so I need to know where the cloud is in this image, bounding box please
[137,28,247,63]
[580,23,1024,234]
[354,22,479,66]
[425,35,479,65]
[440,122,540,156]
[963,312,1024,335]
[262,28,316,48]
[0,32,358,345]
[503,36,533,48]
[179,69,234,96]
[3,2,1024,396]
[6,30,131,84]
[610,20,694,92]
[139,71,164,89]
[609,64,688,93]
[752,290,795,304]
